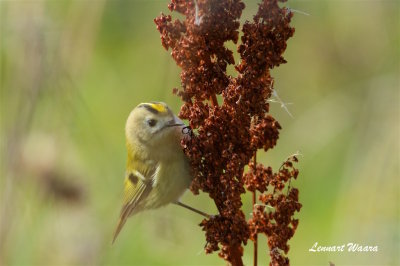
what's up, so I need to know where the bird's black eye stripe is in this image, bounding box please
[147,119,157,127]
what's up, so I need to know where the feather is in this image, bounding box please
[112,167,155,244]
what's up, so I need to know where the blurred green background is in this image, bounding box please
[0,0,398,265]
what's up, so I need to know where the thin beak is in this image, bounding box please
[165,120,185,128]
[166,115,185,128]
[155,119,185,134]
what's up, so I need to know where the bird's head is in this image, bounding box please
[125,102,185,148]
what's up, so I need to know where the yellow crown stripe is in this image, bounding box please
[148,103,167,113]
[138,102,169,114]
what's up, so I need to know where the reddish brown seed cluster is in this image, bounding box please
[247,155,301,265]
[155,0,301,265]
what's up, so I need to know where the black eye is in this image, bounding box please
[147,119,157,127]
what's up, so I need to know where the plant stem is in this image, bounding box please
[230,245,244,266]
[252,191,258,266]
[210,92,244,266]
[252,154,258,266]
[210,94,218,107]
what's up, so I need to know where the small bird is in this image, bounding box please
[112,102,193,243]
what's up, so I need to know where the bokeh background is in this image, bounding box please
[1,0,398,265]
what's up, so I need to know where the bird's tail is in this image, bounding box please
[112,215,128,244]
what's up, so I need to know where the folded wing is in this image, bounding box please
[112,169,154,244]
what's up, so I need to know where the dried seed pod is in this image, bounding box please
[155,1,301,265]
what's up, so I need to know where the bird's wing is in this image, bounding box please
[112,167,157,244]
